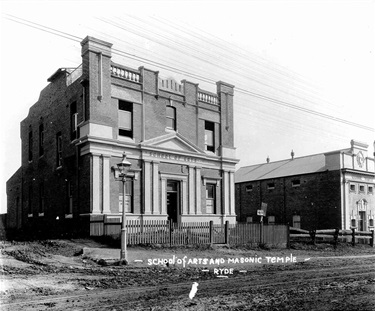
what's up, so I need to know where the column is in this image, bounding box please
[102,155,111,214]
[92,154,100,214]
[182,179,188,215]
[229,171,235,215]
[188,166,195,214]
[195,167,202,214]
[160,178,167,215]
[152,161,159,214]
[222,171,229,215]
[143,161,151,214]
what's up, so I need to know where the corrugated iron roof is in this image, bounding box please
[235,153,329,183]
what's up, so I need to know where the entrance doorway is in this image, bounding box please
[167,180,179,223]
[359,211,366,231]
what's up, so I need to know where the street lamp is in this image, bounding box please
[117,153,131,262]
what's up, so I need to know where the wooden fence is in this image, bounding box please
[90,217,288,247]
[290,227,375,247]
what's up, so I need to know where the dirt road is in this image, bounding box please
[1,240,375,310]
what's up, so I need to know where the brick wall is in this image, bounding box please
[236,170,342,230]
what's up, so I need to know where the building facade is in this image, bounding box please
[235,140,375,231]
[6,36,238,236]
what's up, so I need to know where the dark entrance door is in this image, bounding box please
[359,211,366,231]
[167,181,179,223]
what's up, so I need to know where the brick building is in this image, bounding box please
[235,140,375,231]
[6,36,238,236]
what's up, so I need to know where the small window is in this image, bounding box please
[206,183,216,214]
[369,218,374,227]
[350,184,356,192]
[369,186,373,194]
[204,121,215,152]
[246,217,253,223]
[267,183,275,190]
[56,132,62,167]
[118,100,133,138]
[166,106,176,130]
[292,180,300,188]
[268,216,275,225]
[28,126,33,162]
[245,185,253,192]
[292,215,301,228]
[359,185,365,193]
[119,179,133,213]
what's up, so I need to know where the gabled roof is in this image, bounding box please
[140,132,206,154]
[235,153,329,183]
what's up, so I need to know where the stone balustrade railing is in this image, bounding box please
[198,92,218,105]
[111,65,141,83]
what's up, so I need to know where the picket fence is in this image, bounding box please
[90,218,288,247]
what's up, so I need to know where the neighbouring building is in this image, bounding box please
[235,140,375,231]
[6,36,238,237]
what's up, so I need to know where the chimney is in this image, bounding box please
[291,150,295,160]
[266,156,270,163]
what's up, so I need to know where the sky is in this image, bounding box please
[1,0,374,214]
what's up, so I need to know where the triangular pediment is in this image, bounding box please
[140,132,205,154]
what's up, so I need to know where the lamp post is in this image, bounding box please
[117,153,131,262]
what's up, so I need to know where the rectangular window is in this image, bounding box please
[267,183,275,190]
[245,185,253,192]
[28,127,33,161]
[39,123,44,156]
[369,186,373,194]
[204,121,215,152]
[119,179,133,213]
[39,182,44,214]
[206,183,216,214]
[166,106,176,130]
[66,181,73,215]
[359,185,365,193]
[56,132,62,167]
[118,100,133,138]
[292,215,301,229]
[350,184,356,192]
[268,216,275,225]
[246,217,253,223]
[292,180,300,187]
[28,184,33,215]
[70,102,78,140]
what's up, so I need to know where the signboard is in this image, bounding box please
[257,209,264,216]
[261,202,268,215]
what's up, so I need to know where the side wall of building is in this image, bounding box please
[235,170,342,230]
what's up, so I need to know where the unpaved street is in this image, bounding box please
[1,240,375,310]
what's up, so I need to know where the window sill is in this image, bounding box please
[38,213,44,217]
[65,214,73,219]
[28,214,33,218]
[56,166,63,171]
[118,136,135,143]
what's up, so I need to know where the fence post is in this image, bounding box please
[333,228,339,249]
[370,230,375,247]
[103,215,107,236]
[225,221,229,245]
[309,229,316,245]
[287,226,290,249]
[351,228,356,246]
[259,221,263,245]
[209,221,214,245]
[169,221,173,247]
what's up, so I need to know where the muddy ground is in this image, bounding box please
[0,239,374,310]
